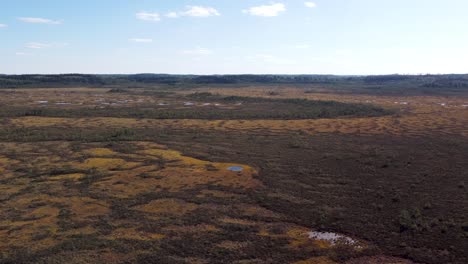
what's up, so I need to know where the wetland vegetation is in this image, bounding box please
[0,75,467,264]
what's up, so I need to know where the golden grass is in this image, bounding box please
[238,204,282,219]
[0,141,264,255]
[48,173,86,181]
[107,227,165,240]
[78,158,128,170]
[10,99,468,138]
[219,218,260,226]
[84,148,119,156]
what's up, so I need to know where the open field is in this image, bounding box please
[0,79,467,264]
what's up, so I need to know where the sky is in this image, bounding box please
[1,0,468,75]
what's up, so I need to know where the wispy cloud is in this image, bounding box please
[182,47,213,55]
[26,42,52,49]
[166,6,220,18]
[129,38,153,43]
[304,2,317,8]
[136,12,161,22]
[18,17,61,24]
[0,24,7,28]
[243,3,286,17]
[25,42,68,49]
[16,52,30,56]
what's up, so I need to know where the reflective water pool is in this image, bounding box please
[227,166,244,172]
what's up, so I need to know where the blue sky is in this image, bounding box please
[1,0,467,75]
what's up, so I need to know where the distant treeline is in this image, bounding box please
[1,73,468,95]
[0,74,351,87]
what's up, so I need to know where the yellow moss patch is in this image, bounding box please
[79,158,128,170]
[0,141,262,257]
[119,161,142,169]
[48,173,85,181]
[219,218,259,226]
[287,227,315,248]
[67,197,110,220]
[108,227,165,241]
[141,148,209,166]
[0,184,26,198]
[256,225,322,250]
[0,206,61,251]
[85,148,118,156]
[90,164,161,198]
[24,206,60,221]
[152,165,260,191]
[238,204,281,219]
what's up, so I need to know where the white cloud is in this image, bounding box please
[243,3,286,17]
[182,47,213,55]
[165,12,179,18]
[0,24,7,28]
[25,42,68,49]
[304,2,317,8]
[182,6,220,17]
[26,42,52,49]
[18,17,61,24]
[167,6,220,18]
[16,52,30,56]
[136,12,161,22]
[129,38,153,43]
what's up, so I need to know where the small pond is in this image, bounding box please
[227,166,244,172]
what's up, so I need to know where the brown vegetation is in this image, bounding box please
[0,86,466,263]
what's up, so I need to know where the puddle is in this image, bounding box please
[227,166,244,172]
[308,231,358,245]
[55,102,72,105]
[37,101,48,104]
[184,102,195,106]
